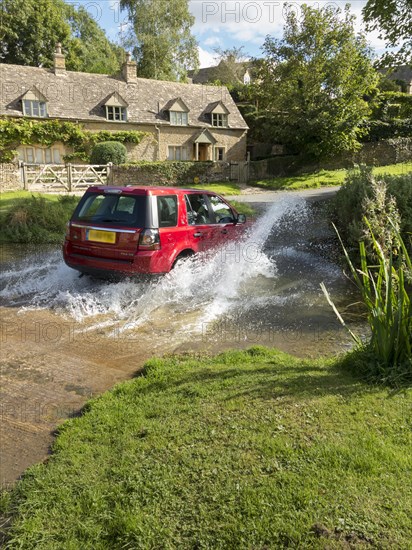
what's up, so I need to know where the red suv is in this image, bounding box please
[63,186,246,276]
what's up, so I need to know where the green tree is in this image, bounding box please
[0,0,123,74]
[64,6,124,74]
[363,0,412,66]
[0,0,71,67]
[252,4,379,160]
[120,0,198,81]
[210,46,250,87]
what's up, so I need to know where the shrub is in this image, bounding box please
[332,167,412,250]
[362,119,412,141]
[90,141,127,165]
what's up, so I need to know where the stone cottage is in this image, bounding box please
[0,45,248,165]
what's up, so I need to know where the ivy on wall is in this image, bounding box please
[0,118,147,163]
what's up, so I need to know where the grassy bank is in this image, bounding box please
[0,192,79,244]
[0,190,254,244]
[251,162,412,190]
[2,347,411,548]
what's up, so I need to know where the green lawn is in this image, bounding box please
[2,347,411,549]
[251,162,412,191]
[185,182,241,195]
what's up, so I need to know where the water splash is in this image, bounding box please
[0,196,308,337]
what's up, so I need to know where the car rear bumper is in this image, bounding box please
[63,242,169,276]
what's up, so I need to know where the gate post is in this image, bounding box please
[21,161,27,190]
[107,162,113,185]
[67,163,72,192]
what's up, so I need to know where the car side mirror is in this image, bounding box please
[236,213,246,224]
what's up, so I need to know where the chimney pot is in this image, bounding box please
[122,54,137,83]
[53,42,66,74]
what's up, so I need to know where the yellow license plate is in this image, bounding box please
[87,229,116,244]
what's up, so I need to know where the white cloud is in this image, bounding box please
[204,36,222,47]
[198,46,216,68]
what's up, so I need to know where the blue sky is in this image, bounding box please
[67,1,387,67]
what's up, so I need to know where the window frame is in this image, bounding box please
[21,146,62,164]
[185,193,215,226]
[170,111,189,126]
[211,113,228,127]
[214,146,226,161]
[208,193,236,224]
[157,195,178,228]
[167,145,189,161]
[23,99,47,118]
[106,105,127,122]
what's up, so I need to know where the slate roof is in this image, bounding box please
[188,60,255,85]
[0,63,248,130]
[380,65,412,83]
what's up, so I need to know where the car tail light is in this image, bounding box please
[138,229,160,250]
[65,221,71,238]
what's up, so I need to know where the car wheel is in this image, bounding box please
[172,251,194,269]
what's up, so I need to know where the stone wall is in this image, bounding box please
[249,138,412,180]
[112,161,232,187]
[0,163,22,191]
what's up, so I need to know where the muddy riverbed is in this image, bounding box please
[0,191,366,486]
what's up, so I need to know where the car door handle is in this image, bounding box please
[194,232,203,237]
[221,229,228,234]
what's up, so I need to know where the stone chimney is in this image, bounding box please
[122,52,137,83]
[53,43,66,74]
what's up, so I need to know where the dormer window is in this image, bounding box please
[103,92,128,122]
[170,111,188,126]
[164,98,190,126]
[21,87,48,118]
[23,100,47,117]
[212,113,228,127]
[106,105,127,122]
[206,101,230,128]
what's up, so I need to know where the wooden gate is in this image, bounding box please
[21,163,112,191]
[229,161,249,184]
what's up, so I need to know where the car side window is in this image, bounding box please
[208,194,235,223]
[157,196,178,227]
[185,194,213,225]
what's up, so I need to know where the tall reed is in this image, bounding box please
[321,218,412,384]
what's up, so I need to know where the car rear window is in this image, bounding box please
[72,192,147,227]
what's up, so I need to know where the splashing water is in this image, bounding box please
[0,196,308,338]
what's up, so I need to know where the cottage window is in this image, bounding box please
[168,146,188,161]
[106,105,127,122]
[19,146,61,164]
[23,100,47,117]
[214,147,225,161]
[170,111,188,126]
[212,113,228,127]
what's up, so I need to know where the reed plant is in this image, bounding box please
[322,218,412,385]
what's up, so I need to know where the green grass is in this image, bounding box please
[185,182,241,195]
[252,162,412,191]
[2,347,411,548]
[230,200,256,217]
[0,192,79,244]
